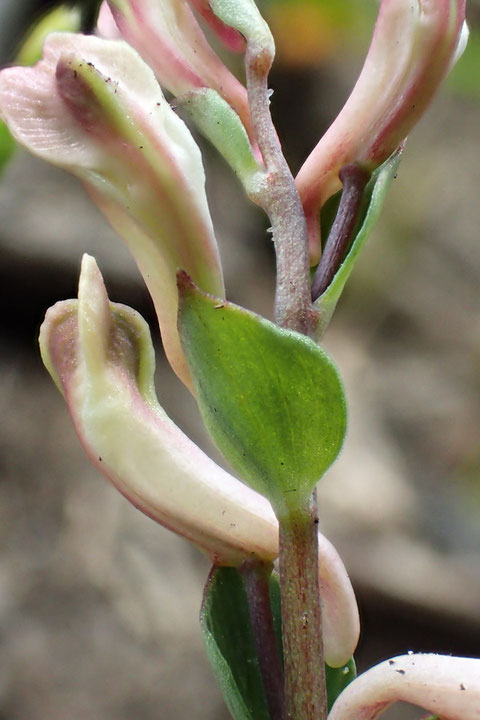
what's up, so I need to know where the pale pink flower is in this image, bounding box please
[329,653,480,720]
[40,253,359,665]
[105,0,254,144]
[296,0,468,262]
[0,33,224,389]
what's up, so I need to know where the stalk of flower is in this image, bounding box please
[296,0,468,264]
[104,0,256,149]
[0,32,224,389]
[328,654,480,720]
[40,252,360,668]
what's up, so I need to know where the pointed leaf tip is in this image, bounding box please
[176,269,196,296]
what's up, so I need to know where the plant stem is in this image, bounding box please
[278,492,327,720]
[240,560,286,720]
[244,45,313,336]
[243,26,326,720]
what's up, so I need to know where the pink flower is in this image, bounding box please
[329,653,480,720]
[296,0,468,263]
[104,0,254,145]
[0,33,224,389]
[40,253,359,666]
[187,0,246,52]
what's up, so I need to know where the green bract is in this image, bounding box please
[176,88,265,197]
[326,659,356,712]
[314,149,402,338]
[178,275,347,517]
[201,566,356,720]
[0,121,15,173]
[201,567,273,720]
[209,0,274,56]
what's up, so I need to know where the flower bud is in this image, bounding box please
[185,0,246,53]
[296,0,467,263]
[0,33,224,389]
[105,0,253,142]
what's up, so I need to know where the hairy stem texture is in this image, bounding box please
[278,494,327,720]
[245,45,313,336]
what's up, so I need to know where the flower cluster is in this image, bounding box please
[0,0,476,717]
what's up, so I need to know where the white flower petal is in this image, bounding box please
[329,653,480,720]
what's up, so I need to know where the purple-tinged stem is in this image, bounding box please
[240,560,285,720]
[278,492,327,720]
[311,163,371,301]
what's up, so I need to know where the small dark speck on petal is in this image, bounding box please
[460,684,466,691]
[395,669,406,675]
[99,456,102,462]
[389,660,395,666]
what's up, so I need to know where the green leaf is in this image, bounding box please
[201,566,356,719]
[447,28,480,102]
[15,5,82,67]
[178,275,346,517]
[325,658,356,711]
[313,148,403,339]
[0,120,15,173]
[200,566,272,720]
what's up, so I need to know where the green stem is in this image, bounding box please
[244,44,313,336]
[278,492,327,720]
[240,560,285,720]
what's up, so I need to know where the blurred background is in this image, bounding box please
[1,1,480,718]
